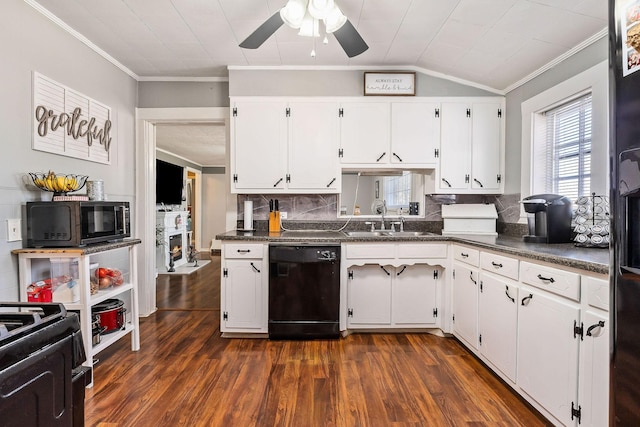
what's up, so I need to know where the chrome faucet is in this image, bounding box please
[380,200,387,230]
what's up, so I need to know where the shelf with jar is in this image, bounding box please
[13,239,141,387]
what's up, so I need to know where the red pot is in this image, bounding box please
[92,299,126,334]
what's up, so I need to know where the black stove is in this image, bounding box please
[0,302,91,426]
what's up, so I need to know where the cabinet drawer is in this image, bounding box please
[345,244,392,259]
[520,261,580,301]
[224,244,264,259]
[583,275,609,311]
[480,251,519,280]
[397,243,447,259]
[453,245,479,267]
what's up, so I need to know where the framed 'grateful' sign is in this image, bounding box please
[32,72,112,164]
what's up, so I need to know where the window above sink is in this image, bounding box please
[339,170,426,218]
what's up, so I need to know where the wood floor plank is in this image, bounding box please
[85,255,551,427]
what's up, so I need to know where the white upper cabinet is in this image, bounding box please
[287,101,340,191]
[339,100,441,168]
[231,99,287,191]
[391,102,440,166]
[230,98,340,193]
[339,101,390,164]
[434,98,504,194]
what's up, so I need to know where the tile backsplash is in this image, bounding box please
[237,193,526,235]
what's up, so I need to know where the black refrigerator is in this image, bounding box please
[609,1,640,424]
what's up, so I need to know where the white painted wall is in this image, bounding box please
[202,173,228,250]
[0,0,137,301]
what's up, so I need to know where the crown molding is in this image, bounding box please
[503,27,608,94]
[138,76,229,83]
[25,0,140,80]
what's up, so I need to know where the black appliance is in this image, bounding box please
[269,243,340,339]
[521,194,573,243]
[0,302,91,426]
[25,201,130,247]
[610,1,640,423]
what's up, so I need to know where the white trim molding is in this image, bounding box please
[519,61,609,223]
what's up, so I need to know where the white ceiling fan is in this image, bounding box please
[239,0,369,58]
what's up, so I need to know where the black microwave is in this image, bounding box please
[25,201,130,247]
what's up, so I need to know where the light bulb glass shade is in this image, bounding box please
[308,0,335,20]
[280,0,308,29]
[298,11,320,37]
[323,5,347,33]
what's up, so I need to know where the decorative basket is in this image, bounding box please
[29,172,88,197]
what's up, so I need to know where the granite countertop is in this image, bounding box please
[12,238,142,255]
[216,230,609,275]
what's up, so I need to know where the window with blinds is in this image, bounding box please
[543,93,592,201]
[383,172,411,209]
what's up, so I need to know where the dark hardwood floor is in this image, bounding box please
[85,254,551,426]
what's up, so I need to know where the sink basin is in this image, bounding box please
[344,231,426,237]
[345,231,384,237]
[381,231,425,237]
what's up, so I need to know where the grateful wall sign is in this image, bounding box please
[32,72,112,164]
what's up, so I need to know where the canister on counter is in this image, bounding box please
[86,180,105,200]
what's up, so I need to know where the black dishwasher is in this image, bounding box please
[269,243,340,339]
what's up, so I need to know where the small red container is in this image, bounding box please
[91,299,126,334]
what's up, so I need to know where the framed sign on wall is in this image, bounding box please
[32,72,112,164]
[364,72,416,96]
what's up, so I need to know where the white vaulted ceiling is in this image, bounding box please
[29,0,607,92]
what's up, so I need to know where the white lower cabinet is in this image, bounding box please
[347,264,439,328]
[347,264,392,326]
[478,272,518,382]
[578,276,610,427]
[452,262,479,349]
[517,286,580,426]
[220,244,267,333]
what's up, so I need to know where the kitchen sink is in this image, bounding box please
[381,231,425,237]
[345,231,384,237]
[344,231,426,237]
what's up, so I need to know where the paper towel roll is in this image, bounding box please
[243,201,253,230]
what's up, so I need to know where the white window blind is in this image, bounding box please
[544,94,592,201]
[383,172,411,209]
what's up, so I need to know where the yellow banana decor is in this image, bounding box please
[29,172,88,195]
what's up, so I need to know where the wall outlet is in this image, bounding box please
[7,219,21,242]
[280,211,288,220]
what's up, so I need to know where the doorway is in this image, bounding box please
[136,107,235,316]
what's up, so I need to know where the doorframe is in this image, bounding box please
[185,166,202,251]
[135,107,230,316]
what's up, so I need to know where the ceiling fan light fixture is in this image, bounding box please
[308,0,335,20]
[323,5,347,33]
[280,0,308,29]
[298,11,320,37]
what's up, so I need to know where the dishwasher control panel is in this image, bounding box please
[317,250,338,261]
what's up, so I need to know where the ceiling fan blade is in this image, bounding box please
[333,19,368,58]
[239,11,284,49]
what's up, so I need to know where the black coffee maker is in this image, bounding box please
[521,194,573,243]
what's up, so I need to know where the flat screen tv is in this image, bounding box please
[156,159,184,205]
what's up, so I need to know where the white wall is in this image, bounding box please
[202,173,227,250]
[0,0,137,300]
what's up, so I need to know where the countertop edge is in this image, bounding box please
[215,232,609,275]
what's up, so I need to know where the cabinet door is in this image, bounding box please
[347,264,391,325]
[439,103,471,191]
[391,102,440,166]
[578,310,609,427]
[452,263,479,349]
[232,101,287,191]
[393,265,438,326]
[222,259,265,331]
[517,288,579,426]
[471,102,502,191]
[339,102,390,164]
[288,101,340,191]
[478,272,518,381]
